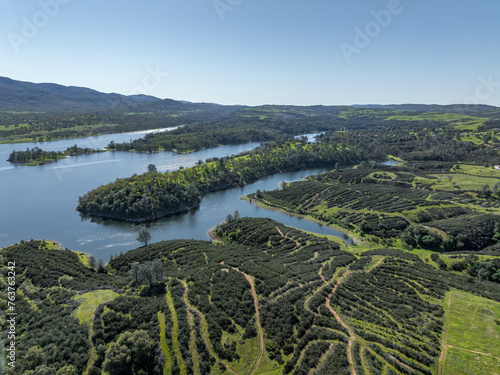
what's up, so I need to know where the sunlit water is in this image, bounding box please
[0,130,353,259]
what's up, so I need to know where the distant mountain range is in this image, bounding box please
[0,76,498,116]
[0,76,244,114]
[0,76,161,112]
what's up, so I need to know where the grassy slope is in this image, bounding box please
[385,113,487,130]
[73,290,119,324]
[166,289,187,375]
[158,311,174,375]
[443,290,500,375]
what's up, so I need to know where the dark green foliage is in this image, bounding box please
[257,178,433,215]
[450,255,500,283]
[134,258,164,285]
[2,217,499,374]
[401,225,443,251]
[352,342,366,375]
[312,343,350,375]
[364,349,383,375]
[430,214,500,251]
[415,207,471,223]
[169,281,194,371]
[430,253,447,270]
[292,341,331,375]
[0,240,122,289]
[7,145,103,164]
[77,140,365,221]
[102,330,158,375]
[349,256,372,271]
[2,287,90,374]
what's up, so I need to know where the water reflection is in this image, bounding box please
[1,130,355,259]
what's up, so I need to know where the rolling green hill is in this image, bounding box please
[1,218,499,374]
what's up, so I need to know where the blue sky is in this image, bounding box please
[1,0,499,106]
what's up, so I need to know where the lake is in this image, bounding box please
[0,130,352,259]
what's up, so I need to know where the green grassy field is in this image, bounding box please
[385,113,487,130]
[75,252,91,266]
[442,290,500,375]
[452,164,500,177]
[414,173,500,191]
[0,123,30,130]
[73,290,119,324]
[157,311,173,375]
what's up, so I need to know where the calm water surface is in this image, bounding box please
[0,130,353,259]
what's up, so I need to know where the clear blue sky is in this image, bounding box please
[1,0,499,106]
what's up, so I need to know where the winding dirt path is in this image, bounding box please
[447,346,500,361]
[438,291,453,375]
[275,225,300,248]
[299,187,332,209]
[83,311,97,375]
[232,268,264,375]
[325,270,357,375]
[367,257,384,273]
[304,267,342,314]
[180,281,239,375]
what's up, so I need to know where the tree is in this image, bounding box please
[103,343,131,375]
[24,346,45,370]
[494,181,500,196]
[97,258,105,273]
[233,210,240,221]
[137,226,151,246]
[226,213,234,223]
[442,236,456,252]
[147,163,157,173]
[56,365,78,375]
[151,258,164,282]
[135,258,163,285]
[138,263,153,284]
[89,256,96,270]
[480,184,492,198]
[130,262,140,282]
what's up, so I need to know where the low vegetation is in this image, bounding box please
[2,218,499,374]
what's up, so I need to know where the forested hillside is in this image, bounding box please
[1,218,499,374]
[78,112,500,222]
[77,140,367,221]
[250,163,500,256]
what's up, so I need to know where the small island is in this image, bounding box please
[7,145,106,166]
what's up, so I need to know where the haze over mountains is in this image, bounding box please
[0,76,242,114]
[1,76,499,117]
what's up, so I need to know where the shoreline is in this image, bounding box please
[0,125,179,146]
[240,195,363,246]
